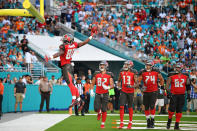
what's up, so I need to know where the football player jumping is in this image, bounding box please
[138,60,164,128]
[53,33,93,111]
[165,63,191,130]
[90,61,114,129]
[117,60,139,129]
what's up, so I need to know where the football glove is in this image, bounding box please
[102,83,110,90]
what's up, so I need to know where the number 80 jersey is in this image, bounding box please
[60,42,78,66]
[94,71,113,94]
[139,68,160,92]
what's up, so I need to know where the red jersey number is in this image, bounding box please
[66,49,74,59]
[174,79,185,87]
[97,78,107,86]
[122,75,131,85]
[145,75,156,84]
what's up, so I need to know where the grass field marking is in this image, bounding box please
[112,122,197,127]
[111,126,197,130]
[114,120,197,123]
[84,114,197,117]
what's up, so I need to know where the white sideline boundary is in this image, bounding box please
[112,126,197,130]
[0,114,70,131]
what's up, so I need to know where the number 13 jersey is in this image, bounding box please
[60,42,78,66]
[139,68,160,92]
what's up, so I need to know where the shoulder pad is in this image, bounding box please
[120,68,124,72]
[130,68,138,74]
[182,72,189,77]
[139,69,146,75]
[93,71,100,77]
[168,71,178,77]
[152,67,160,73]
[106,71,114,78]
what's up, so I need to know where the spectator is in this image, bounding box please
[15,18,24,34]
[155,85,165,115]
[190,78,197,113]
[49,75,57,85]
[31,51,38,63]
[39,76,53,113]
[14,61,22,72]
[0,78,4,119]
[3,74,13,84]
[60,2,67,24]
[14,77,26,113]
[134,87,143,113]
[12,77,18,84]
[35,76,43,85]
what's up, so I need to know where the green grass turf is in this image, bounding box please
[46,111,197,131]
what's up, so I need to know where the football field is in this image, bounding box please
[46,112,197,131]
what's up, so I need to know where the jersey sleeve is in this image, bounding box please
[107,71,114,78]
[152,67,160,73]
[131,69,138,75]
[74,42,78,48]
[93,71,100,78]
[138,69,145,76]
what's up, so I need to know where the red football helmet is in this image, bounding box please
[99,61,108,71]
[62,34,74,44]
[123,60,133,70]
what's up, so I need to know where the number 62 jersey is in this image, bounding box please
[139,68,161,92]
[60,42,78,66]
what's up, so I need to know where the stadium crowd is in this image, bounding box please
[0,0,197,116]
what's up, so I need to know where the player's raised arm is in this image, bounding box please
[77,35,93,48]
[53,47,64,58]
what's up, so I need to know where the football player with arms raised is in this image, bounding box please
[53,33,94,111]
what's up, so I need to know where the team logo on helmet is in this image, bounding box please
[62,34,74,44]
[99,61,108,71]
[123,60,133,70]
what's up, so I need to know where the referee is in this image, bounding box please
[39,76,53,113]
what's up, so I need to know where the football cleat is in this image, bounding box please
[166,118,172,129]
[127,122,132,129]
[77,100,85,112]
[119,122,124,129]
[69,99,78,108]
[100,124,105,129]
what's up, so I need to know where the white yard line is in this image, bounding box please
[114,120,197,123]
[0,114,70,131]
[112,122,197,127]
[85,114,197,117]
[112,126,197,130]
